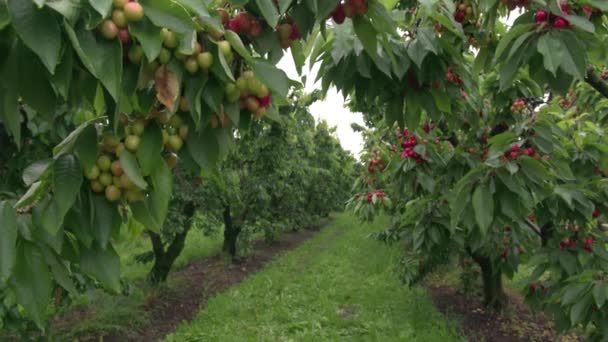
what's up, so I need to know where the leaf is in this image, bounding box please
[250,59,291,98]
[129,17,163,62]
[53,117,103,156]
[493,24,534,63]
[15,181,48,209]
[80,244,121,292]
[136,122,163,176]
[570,293,591,325]
[558,30,586,80]
[593,284,607,308]
[53,154,83,225]
[155,65,181,112]
[74,125,99,173]
[87,0,112,17]
[11,242,52,330]
[0,44,21,148]
[472,182,493,236]
[7,0,62,73]
[187,126,219,169]
[225,30,252,62]
[23,159,52,186]
[0,200,18,281]
[119,151,148,190]
[177,0,222,32]
[139,0,198,33]
[64,22,123,101]
[256,0,279,28]
[92,195,120,248]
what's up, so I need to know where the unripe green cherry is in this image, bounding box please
[125,135,141,151]
[85,165,101,180]
[97,155,112,171]
[218,41,232,57]
[105,185,122,202]
[197,52,213,70]
[158,48,172,64]
[162,29,178,49]
[112,0,128,8]
[99,172,113,187]
[128,45,144,64]
[184,57,199,74]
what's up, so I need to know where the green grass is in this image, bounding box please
[165,213,463,342]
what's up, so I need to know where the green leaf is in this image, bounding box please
[136,123,163,176]
[278,0,293,13]
[431,88,451,113]
[53,117,103,156]
[570,293,591,325]
[256,0,279,28]
[11,242,52,330]
[139,0,198,34]
[0,201,17,281]
[250,59,291,98]
[353,16,383,69]
[7,0,62,73]
[15,181,49,209]
[92,194,120,248]
[563,283,590,305]
[80,244,121,292]
[53,154,83,224]
[493,24,534,63]
[119,151,148,190]
[187,126,219,169]
[0,44,21,148]
[23,159,52,186]
[593,284,607,308]
[225,30,252,62]
[537,34,565,76]
[17,42,58,114]
[129,17,163,62]
[74,125,99,173]
[177,0,222,31]
[558,30,586,80]
[472,182,493,236]
[87,0,112,17]
[64,22,123,101]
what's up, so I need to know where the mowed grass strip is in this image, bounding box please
[165,213,463,342]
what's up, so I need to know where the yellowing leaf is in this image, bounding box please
[155,65,180,112]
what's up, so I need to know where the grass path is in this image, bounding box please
[165,213,463,341]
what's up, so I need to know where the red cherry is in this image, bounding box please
[593,209,600,218]
[530,283,537,291]
[535,9,548,23]
[235,12,252,32]
[258,95,271,108]
[559,3,571,15]
[289,23,301,40]
[227,19,240,32]
[331,4,346,24]
[118,29,130,45]
[553,17,569,29]
[454,11,466,23]
[511,144,520,152]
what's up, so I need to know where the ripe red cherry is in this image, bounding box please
[535,9,548,23]
[593,209,600,218]
[368,165,375,173]
[332,5,346,24]
[235,13,252,32]
[258,95,271,108]
[289,23,301,40]
[118,29,130,45]
[511,144,520,152]
[227,19,240,32]
[454,11,466,23]
[553,17,569,29]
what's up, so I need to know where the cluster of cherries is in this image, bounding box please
[560,236,594,252]
[453,2,476,24]
[98,0,144,42]
[445,69,463,87]
[503,144,538,161]
[277,20,302,49]
[329,0,368,25]
[367,189,386,203]
[534,9,569,29]
[511,99,527,114]
[558,90,576,108]
[219,9,263,38]
[399,130,424,164]
[367,158,385,173]
[529,282,548,293]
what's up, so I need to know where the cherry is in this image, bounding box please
[118,29,130,45]
[534,9,548,23]
[124,2,144,22]
[332,4,346,24]
[235,12,252,32]
[100,20,119,40]
[454,11,466,23]
[553,17,569,29]
[593,209,600,218]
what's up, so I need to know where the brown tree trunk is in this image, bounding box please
[470,252,507,312]
[147,202,195,284]
[222,205,241,259]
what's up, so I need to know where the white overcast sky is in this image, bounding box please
[277,55,366,158]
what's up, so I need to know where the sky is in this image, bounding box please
[276,56,366,158]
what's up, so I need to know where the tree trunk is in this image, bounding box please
[471,253,507,312]
[222,205,241,259]
[147,202,195,284]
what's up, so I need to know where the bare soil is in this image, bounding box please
[426,285,581,342]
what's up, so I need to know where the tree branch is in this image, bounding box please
[585,67,608,99]
[524,219,542,237]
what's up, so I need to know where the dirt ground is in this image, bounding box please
[427,285,582,342]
